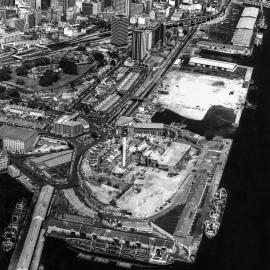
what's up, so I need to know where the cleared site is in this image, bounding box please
[157,71,248,120]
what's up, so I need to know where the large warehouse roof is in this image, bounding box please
[231,29,253,47]
[0,125,37,141]
[189,57,237,71]
[236,16,256,30]
[241,7,259,18]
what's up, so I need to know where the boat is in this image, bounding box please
[258,2,267,30]
[204,188,227,239]
[65,236,174,266]
[254,32,263,47]
[1,198,27,252]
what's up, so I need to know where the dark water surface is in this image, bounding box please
[1,8,270,270]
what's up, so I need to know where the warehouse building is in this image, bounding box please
[0,126,38,154]
[231,6,259,48]
[189,57,237,72]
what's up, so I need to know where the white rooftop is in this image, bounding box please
[134,123,164,129]
[236,17,256,30]
[232,29,253,47]
[241,7,259,18]
[189,57,237,71]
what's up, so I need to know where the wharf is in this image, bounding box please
[234,66,253,127]
[8,196,37,270]
[29,229,46,270]
[170,139,233,262]
[12,173,38,194]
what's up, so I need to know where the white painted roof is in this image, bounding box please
[189,57,237,71]
[231,29,253,47]
[241,7,259,18]
[236,17,256,30]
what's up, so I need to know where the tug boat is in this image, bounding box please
[204,188,227,239]
[1,198,27,252]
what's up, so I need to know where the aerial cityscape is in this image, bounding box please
[0,0,269,270]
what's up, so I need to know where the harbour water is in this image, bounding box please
[0,7,270,270]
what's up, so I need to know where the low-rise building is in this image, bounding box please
[0,126,38,154]
[52,114,86,137]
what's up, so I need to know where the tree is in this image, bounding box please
[27,98,39,109]
[16,66,28,77]
[92,51,104,62]
[39,70,60,87]
[8,88,20,99]
[0,69,11,82]
[16,79,25,85]
[0,85,6,95]
[77,45,86,52]
[59,58,78,75]
[110,59,116,66]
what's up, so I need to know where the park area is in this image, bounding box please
[157,71,248,120]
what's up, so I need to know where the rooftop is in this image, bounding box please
[236,17,256,30]
[134,123,164,129]
[241,7,259,18]
[231,29,253,47]
[0,125,37,141]
[115,116,133,127]
[189,57,237,71]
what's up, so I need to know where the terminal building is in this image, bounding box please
[0,125,38,154]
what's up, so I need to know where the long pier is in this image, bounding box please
[242,0,270,8]
[12,185,54,270]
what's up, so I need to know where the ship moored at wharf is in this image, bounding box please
[47,217,175,267]
[204,188,227,239]
[1,198,27,252]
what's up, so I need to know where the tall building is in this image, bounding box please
[132,27,147,61]
[144,0,152,12]
[103,0,111,8]
[14,18,25,31]
[115,0,130,17]
[111,15,129,46]
[30,0,41,9]
[24,13,35,30]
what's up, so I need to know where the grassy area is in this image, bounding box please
[10,64,91,93]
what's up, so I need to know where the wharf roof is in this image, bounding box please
[134,122,164,129]
[241,7,259,18]
[48,218,174,248]
[0,125,37,141]
[231,29,253,47]
[29,150,73,168]
[189,57,237,71]
[197,40,248,50]
[173,173,207,238]
[236,17,256,30]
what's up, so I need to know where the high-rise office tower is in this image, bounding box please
[103,0,111,8]
[132,27,147,61]
[111,15,129,46]
[31,0,41,9]
[115,0,130,17]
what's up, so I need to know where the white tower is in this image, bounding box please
[122,136,127,167]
